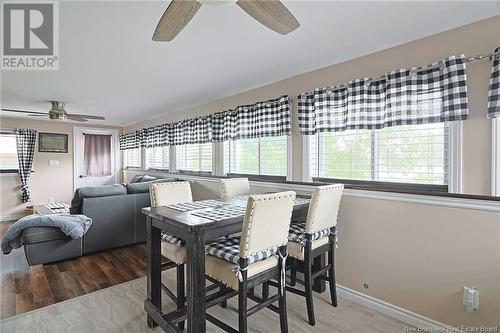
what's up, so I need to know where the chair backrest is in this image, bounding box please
[149,181,193,207]
[240,191,296,259]
[219,178,251,199]
[305,184,344,234]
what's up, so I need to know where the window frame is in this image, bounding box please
[123,147,142,170]
[226,135,291,181]
[302,122,462,193]
[145,146,170,172]
[0,131,19,174]
[175,142,214,175]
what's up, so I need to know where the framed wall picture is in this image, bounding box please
[38,133,68,153]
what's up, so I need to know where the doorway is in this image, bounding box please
[73,127,119,190]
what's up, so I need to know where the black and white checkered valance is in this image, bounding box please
[212,95,291,142]
[119,130,141,150]
[120,95,291,150]
[170,116,213,146]
[15,129,36,203]
[298,55,469,135]
[488,47,500,119]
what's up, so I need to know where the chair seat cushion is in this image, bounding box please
[206,237,278,265]
[161,232,184,247]
[161,241,186,265]
[206,255,278,290]
[288,237,329,260]
[288,221,330,245]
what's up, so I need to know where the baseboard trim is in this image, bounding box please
[0,213,25,222]
[337,285,459,332]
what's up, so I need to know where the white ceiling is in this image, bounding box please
[1,1,499,126]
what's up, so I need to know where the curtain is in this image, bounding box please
[119,131,141,150]
[212,95,291,142]
[83,134,111,177]
[15,129,36,203]
[298,55,469,135]
[488,47,500,119]
[119,95,291,150]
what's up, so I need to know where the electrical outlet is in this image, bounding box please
[463,287,479,312]
[49,160,59,166]
[49,197,55,203]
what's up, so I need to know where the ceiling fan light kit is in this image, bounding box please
[153,0,300,42]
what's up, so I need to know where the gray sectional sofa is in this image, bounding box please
[23,175,177,266]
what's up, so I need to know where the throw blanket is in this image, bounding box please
[1,214,92,254]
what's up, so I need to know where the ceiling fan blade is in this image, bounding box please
[152,0,202,41]
[236,0,299,35]
[66,115,88,122]
[1,108,48,115]
[28,114,47,117]
[68,113,105,120]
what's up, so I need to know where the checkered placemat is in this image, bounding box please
[294,197,310,205]
[44,202,70,214]
[192,205,247,221]
[192,197,310,221]
[166,200,227,212]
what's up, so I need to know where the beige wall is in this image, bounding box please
[127,16,500,196]
[123,16,500,328]
[0,117,122,217]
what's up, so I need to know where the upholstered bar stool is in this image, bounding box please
[219,177,251,199]
[205,191,296,333]
[149,180,193,330]
[285,184,343,326]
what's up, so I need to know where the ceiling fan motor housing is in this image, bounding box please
[49,101,67,120]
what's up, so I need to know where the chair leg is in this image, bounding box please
[328,241,338,307]
[290,258,297,286]
[278,253,289,333]
[220,285,227,308]
[238,278,248,333]
[262,282,269,300]
[304,247,316,326]
[176,264,185,331]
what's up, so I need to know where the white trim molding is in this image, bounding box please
[448,121,463,194]
[492,118,500,196]
[337,285,460,332]
[251,180,500,213]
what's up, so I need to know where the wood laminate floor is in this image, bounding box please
[0,221,150,319]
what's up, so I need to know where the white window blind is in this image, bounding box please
[176,143,212,173]
[229,136,287,176]
[310,123,448,186]
[0,133,19,170]
[146,146,169,170]
[124,148,141,169]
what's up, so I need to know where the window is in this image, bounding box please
[310,123,449,189]
[228,136,287,178]
[146,146,169,171]
[176,143,212,173]
[123,148,141,169]
[0,133,19,172]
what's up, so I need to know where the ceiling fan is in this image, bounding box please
[1,101,105,122]
[153,0,300,41]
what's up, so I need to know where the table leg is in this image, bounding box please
[186,228,206,333]
[146,217,161,328]
[312,253,326,293]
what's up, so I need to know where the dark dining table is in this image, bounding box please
[142,195,326,333]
